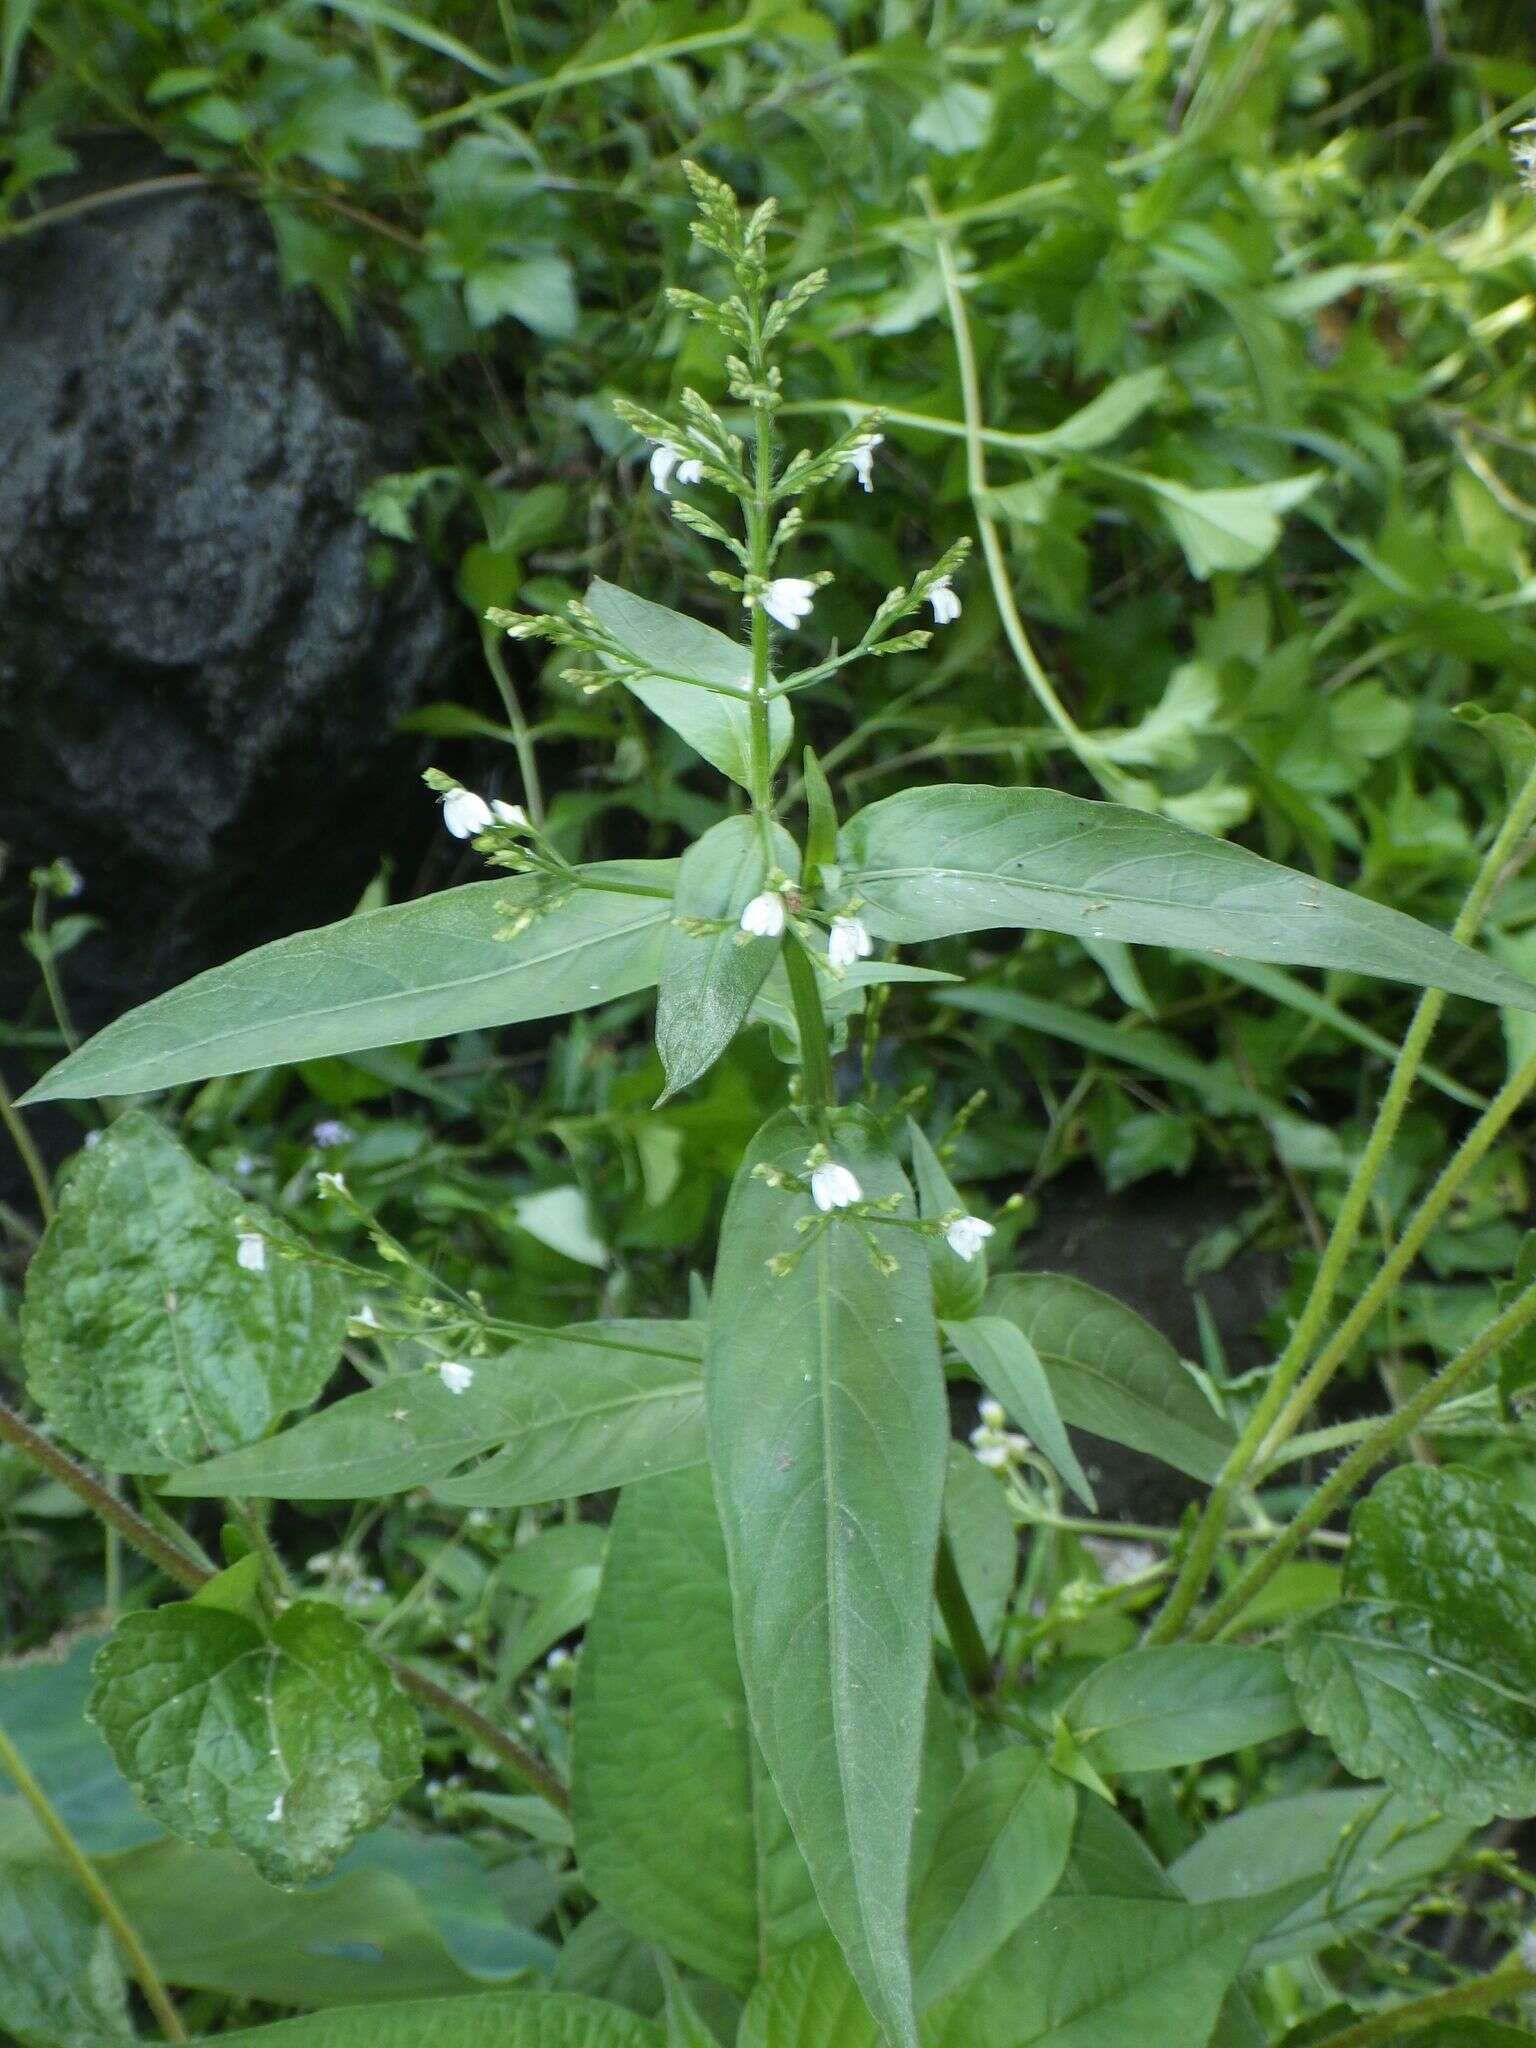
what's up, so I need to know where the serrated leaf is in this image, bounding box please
[944,1315,1096,1511]
[89,1600,421,1885]
[195,1990,664,2045]
[572,1464,820,1990]
[706,1110,947,2048]
[21,862,676,1103]
[656,818,797,1100]
[912,1746,1075,2008]
[21,1114,344,1473]
[0,1860,132,2044]
[1061,1647,1300,1774]
[840,785,1536,1012]
[163,1320,703,1504]
[985,1273,1231,1482]
[585,580,792,791]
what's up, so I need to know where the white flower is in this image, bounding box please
[973,1442,1011,1470]
[491,799,529,828]
[760,578,817,631]
[437,1361,475,1395]
[546,1646,571,1671]
[236,1232,267,1274]
[312,1119,352,1148]
[442,788,494,839]
[827,915,873,969]
[846,433,883,492]
[676,457,704,486]
[928,575,962,626]
[740,891,787,939]
[351,1303,380,1330]
[232,1152,255,1177]
[810,1161,862,1212]
[946,1214,995,1263]
[316,1170,347,1197]
[267,1793,285,1823]
[978,1397,1006,1430]
[649,445,679,492]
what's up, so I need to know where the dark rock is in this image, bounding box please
[0,169,465,1023]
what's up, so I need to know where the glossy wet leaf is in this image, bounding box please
[985,1272,1231,1482]
[572,1464,818,1991]
[164,1320,703,1504]
[840,786,1536,1012]
[944,1314,1095,1510]
[586,579,792,790]
[1061,1647,1300,1773]
[706,1109,947,2048]
[911,1746,1076,2008]
[0,1859,131,2044]
[208,1990,663,2046]
[21,861,676,1103]
[90,1599,421,1885]
[22,1113,345,1473]
[656,817,797,1100]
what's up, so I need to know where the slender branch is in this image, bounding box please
[0,1073,55,1224]
[1318,1961,1536,2048]
[481,629,546,827]
[391,1666,570,1815]
[0,1721,186,2040]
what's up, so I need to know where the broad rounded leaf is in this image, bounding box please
[572,1464,819,1990]
[707,1109,948,2048]
[840,785,1536,1012]
[1061,1647,1300,1774]
[164,1320,704,1504]
[985,1272,1231,1483]
[22,1113,344,1473]
[21,860,675,1103]
[89,1599,422,1884]
[204,1990,663,2046]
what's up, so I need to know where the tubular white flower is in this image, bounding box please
[761,577,817,631]
[846,433,883,492]
[827,915,873,969]
[676,457,705,486]
[437,1361,475,1395]
[491,799,529,828]
[810,1161,862,1212]
[649,445,679,493]
[236,1232,267,1274]
[928,575,962,626]
[740,891,787,939]
[442,788,494,839]
[946,1214,995,1262]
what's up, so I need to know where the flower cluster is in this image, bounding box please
[969,1397,1031,1472]
[1513,117,1536,193]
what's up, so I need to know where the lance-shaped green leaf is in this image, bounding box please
[89,1599,421,1886]
[944,1315,1095,1511]
[572,1464,820,1990]
[909,1123,986,1320]
[21,859,676,1104]
[840,786,1536,1011]
[985,1272,1231,1483]
[22,1113,345,1474]
[911,1746,1076,2008]
[1061,1647,1300,1775]
[193,1990,664,2046]
[586,579,792,789]
[0,1861,132,2044]
[164,1320,703,1503]
[707,1109,947,2048]
[656,817,798,1100]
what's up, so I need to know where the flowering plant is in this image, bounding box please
[15,166,1536,2048]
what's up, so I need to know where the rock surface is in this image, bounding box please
[0,173,462,1019]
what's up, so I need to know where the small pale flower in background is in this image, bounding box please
[1083,1536,1160,1586]
[442,788,493,839]
[236,1232,267,1274]
[810,1160,862,1212]
[491,799,529,828]
[676,457,704,486]
[740,891,787,939]
[946,1214,995,1263]
[233,1152,256,1177]
[267,1794,285,1823]
[84,1129,103,1150]
[546,1646,572,1671]
[437,1361,475,1395]
[928,575,962,626]
[649,445,680,492]
[312,1119,352,1148]
[760,577,817,630]
[847,432,883,492]
[827,915,873,969]
[352,1303,380,1329]
[978,1397,1006,1430]
[1512,118,1536,192]
[973,1441,1011,1470]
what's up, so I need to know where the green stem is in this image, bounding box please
[1197,1273,1536,1640]
[935,1530,993,1696]
[32,892,80,1053]
[1148,754,1536,1641]
[0,1721,187,2040]
[0,1072,55,1224]
[1316,1962,1536,2048]
[482,630,546,827]
[783,934,835,1119]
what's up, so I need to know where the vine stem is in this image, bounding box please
[0,1394,570,1813]
[0,1720,187,2040]
[1197,1272,1536,1640]
[1148,751,1536,1641]
[1317,1961,1536,2048]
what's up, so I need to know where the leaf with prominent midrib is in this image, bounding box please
[985,1272,1231,1483]
[586,579,792,790]
[1061,1646,1300,1774]
[164,1320,703,1504]
[195,1991,664,2046]
[840,785,1536,1011]
[707,1109,947,2048]
[571,1464,820,1990]
[22,1113,344,1474]
[656,817,797,1100]
[21,860,676,1103]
